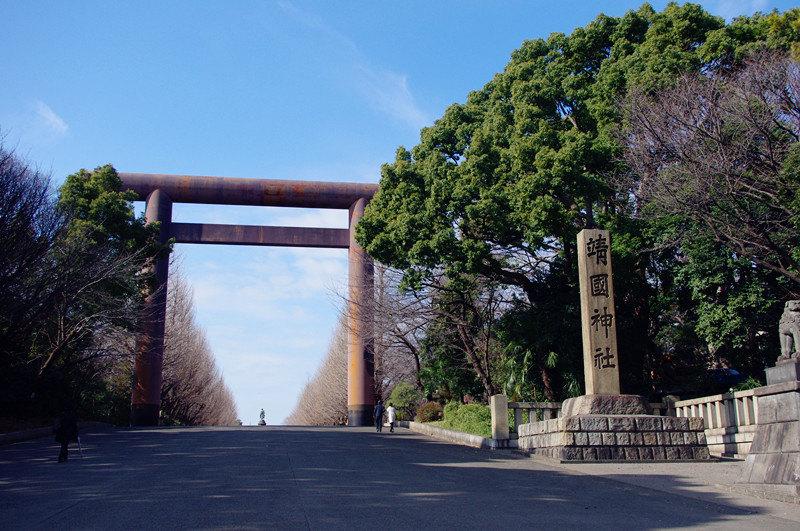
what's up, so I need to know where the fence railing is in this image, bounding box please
[508,402,560,434]
[673,389,757,457]
[673,389,757,429]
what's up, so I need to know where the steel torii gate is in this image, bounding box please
[120,172,378,427]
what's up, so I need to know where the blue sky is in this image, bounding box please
[3,0,792,424]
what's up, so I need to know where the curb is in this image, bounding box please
[398,421,517,450]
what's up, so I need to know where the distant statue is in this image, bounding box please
[258,409,266,426]
[778,300,800,362]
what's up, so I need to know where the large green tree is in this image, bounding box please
[357,3,800,400]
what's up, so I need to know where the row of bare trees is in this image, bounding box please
[159,261,238,426]
[285,266,514,425]
[284,317,348,425]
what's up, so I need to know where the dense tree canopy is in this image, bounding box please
[356,3,800,402]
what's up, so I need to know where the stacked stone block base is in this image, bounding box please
[518,414,710,462]
[736,360,800,497]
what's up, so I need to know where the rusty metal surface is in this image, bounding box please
[132,190,172,424]
[169,223,350,248]
[347,197,375,420]
[119,172,378,208]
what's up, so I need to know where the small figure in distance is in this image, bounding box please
[386,403,396,433]
[54,409,78,463]
[258,409,266,426]
[374,399,384,433]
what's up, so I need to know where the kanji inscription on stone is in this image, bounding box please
[578,228,620,394]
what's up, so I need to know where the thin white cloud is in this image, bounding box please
[34,100,68,136]
[276,2,430,130]
[354,65,430,130]
[715,0,769,20]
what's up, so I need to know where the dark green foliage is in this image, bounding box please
[357,4,800,403]
[435,403,493,438]
[387,382,423,421]
[58,165,153,252]
[733,376,764,392]
[418,315,484,401]
[415,401,444,422]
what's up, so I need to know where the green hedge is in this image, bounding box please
[427,402,522,438]
[431,403,492,438]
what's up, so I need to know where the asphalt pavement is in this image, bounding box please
[1,426,798,529]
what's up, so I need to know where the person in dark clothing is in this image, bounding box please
[374,400,384,432]
[54,412,78,463]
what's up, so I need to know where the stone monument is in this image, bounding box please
[517,229,710,461]
[578,229,620,395]
[258,409,267,426]
[737,300,800,497]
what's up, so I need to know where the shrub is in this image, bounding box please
[443,401,460,419]
[438,403,492,438]
[733,376,763,392]
[415,401,443,422]
[387,382,423,421]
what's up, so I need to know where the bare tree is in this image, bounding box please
[621,50,800,293]
[0,145,156,416]
[284,316,348,425]
[342,264,515,401]
[414,274,513,399]
[159,259,238,426]
[371,266,428,395]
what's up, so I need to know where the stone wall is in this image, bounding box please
[518,415,710,461]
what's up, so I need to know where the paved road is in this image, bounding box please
[0,426,798,529]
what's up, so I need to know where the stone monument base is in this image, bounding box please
[517,394,710,462]
[736,359,800,497]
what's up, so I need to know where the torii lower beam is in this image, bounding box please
[170,223,350,248]
[121,173,377,427]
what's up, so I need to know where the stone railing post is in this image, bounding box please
[490,394,509,441]
[513,407,523,435]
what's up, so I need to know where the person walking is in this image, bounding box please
[374,400,384,432]
[54,411,78,463]
[386,404,397,433]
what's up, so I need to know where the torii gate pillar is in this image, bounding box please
[124,173,377,427]
[347,198,375,426]
[131,189,172,426]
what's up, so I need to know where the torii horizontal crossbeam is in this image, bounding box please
[119,172,378,209]
[169,222,350,248]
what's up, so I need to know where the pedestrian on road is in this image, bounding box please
[386,404,396,433]
[54,411,78,463]
[374,400,384,432]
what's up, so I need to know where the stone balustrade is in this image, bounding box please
[508,402,561,436]
[673,389,758,457]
